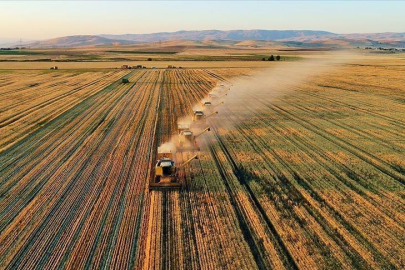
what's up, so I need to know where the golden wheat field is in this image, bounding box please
[0,54,404,269]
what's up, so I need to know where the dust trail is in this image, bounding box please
[158,51,358,158]
[157,80,233,160]
[158,137,177,155]
[209,52,360,131]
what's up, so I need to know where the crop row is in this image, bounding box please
[0,70,162,268]
[204,66,405,268]
[0,70,129,152]
[1,65,403,269]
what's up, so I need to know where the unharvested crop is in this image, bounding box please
[0,58,404,269]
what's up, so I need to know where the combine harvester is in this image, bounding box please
[192,110,218,124]
[149,83,227,191]
[209,82,231,99]
[216,83,232,92]
[192,110,205,122]
[212,87,231,98]
[177,127,210,151]
[208,92,228,101]
[177,123,190,133]
[149,148,198,190]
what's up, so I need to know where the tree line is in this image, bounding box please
[262,55,281,61]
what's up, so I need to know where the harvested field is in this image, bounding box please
[0,61,284,70]
[0,58,404,269]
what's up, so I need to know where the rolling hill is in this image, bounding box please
[27,35,133,48]
[20,30,405,48]
[100,30,338,42]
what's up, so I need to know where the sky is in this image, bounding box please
[0,1,404,41]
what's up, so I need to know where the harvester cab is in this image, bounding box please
[179,130,194,144]
[177,130,194,151]
[203,101,212,106]
[150,148,180,189]
[149,149,199,190]
[156,158,176,179]
[192,110,205,122]
[177,123,190,133]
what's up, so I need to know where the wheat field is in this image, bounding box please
[0,54,404,269]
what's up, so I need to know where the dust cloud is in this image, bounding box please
[158,139,177,155]
[225,52,356,105]
[158,51,359,157]
[210,52,359,125]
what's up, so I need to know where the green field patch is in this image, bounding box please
[0,50,40,55]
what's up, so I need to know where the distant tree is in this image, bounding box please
[147,58,153,61]
[269,55,275,61]
[262,57,266,61]
[276,55,281,61]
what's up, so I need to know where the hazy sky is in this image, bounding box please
[1,1,404,41]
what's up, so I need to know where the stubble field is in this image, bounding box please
[0,55,404,269]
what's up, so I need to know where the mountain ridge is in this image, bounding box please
[26,35,133,48]
[99,30,338,42]
[14,30,405,48]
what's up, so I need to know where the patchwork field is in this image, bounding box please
[0,56,404,269]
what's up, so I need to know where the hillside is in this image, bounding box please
[27,35,133,48]
[100,30,337,42]
[343,32,405,41]
[21,30,405,48]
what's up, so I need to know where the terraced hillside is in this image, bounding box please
[0,63,404,269]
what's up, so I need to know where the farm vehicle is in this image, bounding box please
[149,148,198,190]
